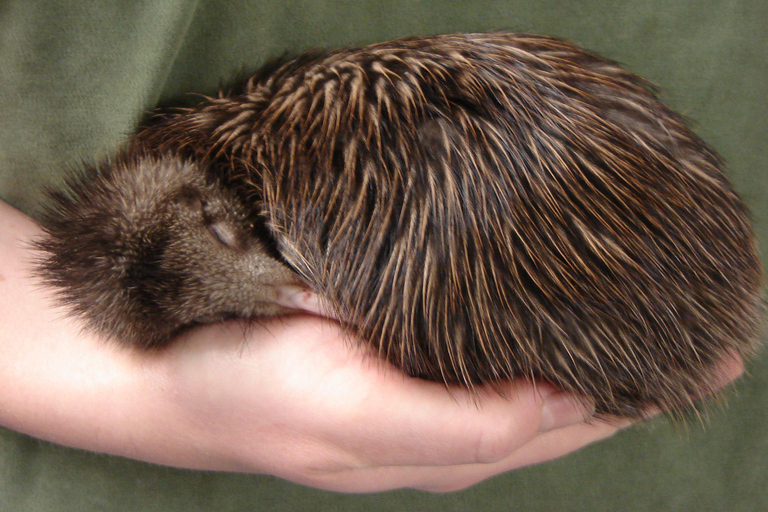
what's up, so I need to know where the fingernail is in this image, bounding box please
[540,393,595,432]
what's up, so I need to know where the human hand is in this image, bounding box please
[155,316,632,492]
[157,317,745,492]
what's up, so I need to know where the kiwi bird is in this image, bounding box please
[37,33,763,418]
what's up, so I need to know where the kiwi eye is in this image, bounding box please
[207,220,240,250]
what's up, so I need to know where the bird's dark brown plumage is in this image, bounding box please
[38,33,764,418]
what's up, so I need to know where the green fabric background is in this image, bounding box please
[1,0,766,510]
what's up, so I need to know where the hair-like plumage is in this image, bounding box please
[36,154,306,347]
[42,33,763,417]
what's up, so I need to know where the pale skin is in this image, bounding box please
[0,199,744,493]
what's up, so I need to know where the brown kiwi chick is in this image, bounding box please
[38,32,763,418]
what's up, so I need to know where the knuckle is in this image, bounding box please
[471,422,519,464]
[468,404,541,464]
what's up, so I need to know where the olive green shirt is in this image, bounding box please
[1,1,766,510]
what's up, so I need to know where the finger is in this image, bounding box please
[412,418,629,492]
[417,419,629,493]
[704,350,745,394]
[326,373,594,469]
[302,418,627,493]
[489,416,633,472]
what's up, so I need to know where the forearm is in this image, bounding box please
[0,200,205,467]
